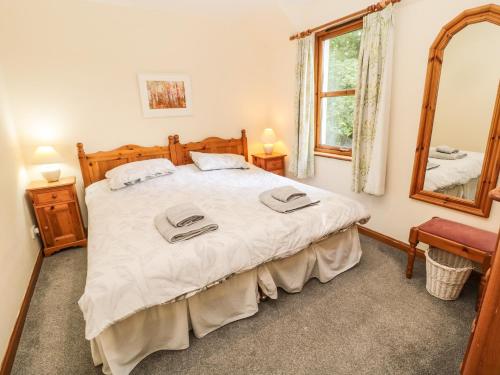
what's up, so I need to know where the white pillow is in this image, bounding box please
[105,158,176,190]
[190,151,249,171]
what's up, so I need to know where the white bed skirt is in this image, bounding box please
[90,227,362,375]
[435,177,478,200]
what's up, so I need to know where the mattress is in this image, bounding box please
[424,151,484,192]
[79,164,370,340]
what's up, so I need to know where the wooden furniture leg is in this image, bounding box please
[477,259,491,310]
[406,227,419,279]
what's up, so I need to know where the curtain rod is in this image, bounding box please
[289,0,401,41]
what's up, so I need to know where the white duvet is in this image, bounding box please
[424,151,484,191]
[79,164,369,340]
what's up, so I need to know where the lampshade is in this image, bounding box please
[261,128,277,144]
[33,146,61,165]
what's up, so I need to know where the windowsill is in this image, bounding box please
[314,151,352,161]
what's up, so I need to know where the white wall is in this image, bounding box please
[272,0,500,241]
[0,69,40,360]
[432,22,500,152]
[0,0,293,220]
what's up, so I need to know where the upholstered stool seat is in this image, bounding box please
[418,218,497,254]
[406,217,497,308]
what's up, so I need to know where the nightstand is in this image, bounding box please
[26,176,87,256]
[252,153,287,176]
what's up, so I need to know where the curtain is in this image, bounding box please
[289,35,315,179]
[352,4,395,195]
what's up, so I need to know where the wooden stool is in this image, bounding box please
[406,217,497,307]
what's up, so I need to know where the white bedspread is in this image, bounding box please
[79,164,369,340]
[424,151,484,191]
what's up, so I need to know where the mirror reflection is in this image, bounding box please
[423,22,500,201]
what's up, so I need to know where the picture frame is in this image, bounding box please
[137,73,193,118]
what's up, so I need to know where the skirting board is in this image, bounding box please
[0,249,43,375]
[357,225,425,259]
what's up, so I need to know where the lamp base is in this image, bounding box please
[42,168,61,183]
[263,144,274,155]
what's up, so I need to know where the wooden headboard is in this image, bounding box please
[77,143,173,188]
[169,129,248,165]
[76,129,248,187]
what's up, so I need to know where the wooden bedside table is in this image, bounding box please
[252,153,286,176]
[27,176,87,256]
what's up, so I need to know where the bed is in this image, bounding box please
[423,151,484,200]
[76,130,370,375]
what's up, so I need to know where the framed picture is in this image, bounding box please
[138,73,193,118]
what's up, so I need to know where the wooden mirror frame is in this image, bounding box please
[410,4,500,218]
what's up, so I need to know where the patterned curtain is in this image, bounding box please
[352,5,395,195]
[289,35,315,179]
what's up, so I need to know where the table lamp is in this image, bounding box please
[261,128,277,155]
[33,146,62,182]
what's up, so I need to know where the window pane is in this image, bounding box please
[322,29,361,92]
[320,96,355,149]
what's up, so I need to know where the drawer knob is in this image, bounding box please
[44,226,49,231]
[52,193,57,199]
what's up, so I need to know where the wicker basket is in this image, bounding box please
[425,247,473,300]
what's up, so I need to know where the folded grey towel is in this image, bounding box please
[429,149,467,160]
[155,213,218,243]
[271,185,307,203]
[259,190,319,213]
[436,145,459,154]
[165,202,205,227]
[426,161,440,170]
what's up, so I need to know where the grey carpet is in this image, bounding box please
[12,235,477,375]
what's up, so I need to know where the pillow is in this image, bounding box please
[190,151,249,171]
[105,158,176,190]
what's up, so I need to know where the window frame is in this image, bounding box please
[314,19,363,160]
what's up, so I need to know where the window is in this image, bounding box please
[315,20,362,159]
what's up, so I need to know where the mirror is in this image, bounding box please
[425,22,499,200]
[410,4,500,217]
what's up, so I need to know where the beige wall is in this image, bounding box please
[0,0,293,220]
[272,0,500,241]
[432,22,500,152]
[0,70,40,360]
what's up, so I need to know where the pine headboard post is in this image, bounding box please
[241,129,248,161]
[77,143,92,188]
[168,135,178,165]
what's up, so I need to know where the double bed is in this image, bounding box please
[424,151,484,200]
[76,130,370,375]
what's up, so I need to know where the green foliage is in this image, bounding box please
[323,29,361,148]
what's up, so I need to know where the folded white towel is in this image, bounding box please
[165,202,205,227]
[155,213,218,243]
[426,161,440,170]
[271,186,307,203]
[436,145,459,154]
[429,149,467,160]
[259,190,319,213]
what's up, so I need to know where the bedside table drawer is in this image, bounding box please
[266,159,284,170]
[34,189,73,205]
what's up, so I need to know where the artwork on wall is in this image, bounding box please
[138,74,193,117]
